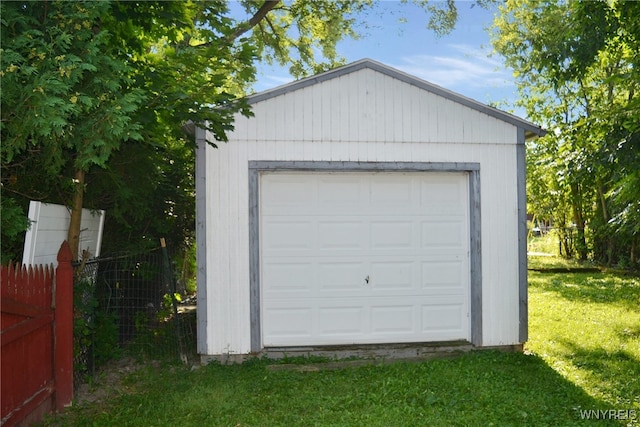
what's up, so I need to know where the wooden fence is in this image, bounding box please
[1,241,74,427]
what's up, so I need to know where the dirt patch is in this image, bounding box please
[74,357,156,406]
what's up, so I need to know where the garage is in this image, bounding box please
[260,171,469,346]
[195,59,545,362]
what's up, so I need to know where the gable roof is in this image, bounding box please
[246,58,546,140]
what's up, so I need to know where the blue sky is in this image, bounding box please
[237,1,523,118]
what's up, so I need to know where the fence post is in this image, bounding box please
[55,240,74,410]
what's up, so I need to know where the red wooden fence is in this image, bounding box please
[1,241,74,427]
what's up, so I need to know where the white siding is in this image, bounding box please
[199,66,523,356]
[231,69,515,145]
[22,201,105,266]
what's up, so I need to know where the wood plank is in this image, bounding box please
[1,297,49,317]
[1,311,53,345]
[1,380,54,427]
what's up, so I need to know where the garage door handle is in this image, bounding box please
[364,275,370,285]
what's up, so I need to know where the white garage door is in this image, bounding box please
[260,171,470,347]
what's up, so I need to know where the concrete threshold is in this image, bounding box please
[200,342,523,366]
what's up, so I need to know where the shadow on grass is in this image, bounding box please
[555,338,640,409]
[530,271,640,311]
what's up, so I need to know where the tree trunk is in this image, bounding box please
[67,169,85,261]
[570,183,588,261]
[597,185,614,265]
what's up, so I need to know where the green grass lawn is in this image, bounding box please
[44,259,640,427]
[526,268,640,412]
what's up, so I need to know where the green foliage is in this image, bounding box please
[129,300,185,363]
[74,278,121,375]
[0,194,30,264]
[159,293,182,320]
[492,0,640,266]
[91,310,122,368]
[1,0,146,173]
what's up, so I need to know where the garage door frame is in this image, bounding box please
[248,161,482,352]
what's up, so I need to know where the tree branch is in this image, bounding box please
[230,0,281,42]
[194,0,281,48]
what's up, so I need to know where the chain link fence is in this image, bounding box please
[73,245,196,386]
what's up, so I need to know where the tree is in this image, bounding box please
[2,0,484,261]
[2,1,146,258]
[492,0,640,264]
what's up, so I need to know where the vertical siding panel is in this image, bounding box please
[499,119,513,144]
[232,116,247,142]
[265,138,277,161]
[294,90,305,144]
[330,140,345,161]
[329,77,341,143]
[372,71,385,143]
[449,101,465,143]
[347,73,357,145]
[461,107,473,144]
[358,140,369,162]
[311,83,322,143]
[395,142,407,161]
[384,75,396,143]
[227,141,239,351]
[474,113,490,143]
[236,141,251,353]
[479,148,494,345]
[202,143,213,354]
[324,79,335,142]
[476,142,520,345]
[508,144,521,343]
[294,89,307,159]
[312,139,320,160]
[208,145,226,353]
[245,111,257,142]
[254,102,268,141]
[273,94,285,143]
[500,145,517,344]
[360,71,374,144]
[300,87,312,143]
[374,141,385,162]
[399,83,411,143]
[407,84,420,143]
[221,143,233,351]
[423,92,437,143]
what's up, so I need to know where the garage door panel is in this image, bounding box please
[370,305,415,334]
[317,177,365,206]
[421,220,466,247]
[264,307,313,341]
[262,261,314,296]
[421,300,466,333]
[317,220,365,249]
[421,259,465,289]
[420,181,463,205]
[261,177,315,212]
[317,262,365,291]
[370,178,414,205]
[317,306,365,335]
[262,220,313,250]
[370,221,415,249]
[369,261,415,290]
[261,171,470,347]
